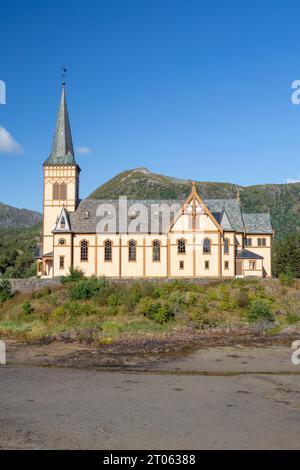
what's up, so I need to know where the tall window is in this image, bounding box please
[60,182,67,200]
[152,240,161,261]
[250,261,256,270]
[59,256,65,269]
[224,238,229,254]
[245,237,252,247]
[128,240,137,261]
[104,240,112,261]
[53,182,67,200]
[53,183,60,200]
[205,260,210,270]
[203,238,211,254]
[80,240,88,261]
[177,238,186,254]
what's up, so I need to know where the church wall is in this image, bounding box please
[144,236,168,277]
[120,235,144,277]
[73,234,96,276]
[221,232,236,277]
[97,235,120,277]
[243,258,263,277]
[244,234,272,277]
[53,233,73,276]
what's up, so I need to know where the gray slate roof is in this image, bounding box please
[59,197,273,235]
[44,84,77,166]
[236,249,263,260]
[242,213,273,234]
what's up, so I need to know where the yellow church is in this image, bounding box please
[37,84,273,279]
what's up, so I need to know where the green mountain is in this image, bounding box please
[0,202,42,229]
[89,167,300,240]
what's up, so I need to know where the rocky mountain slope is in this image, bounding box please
[0,202,42,229]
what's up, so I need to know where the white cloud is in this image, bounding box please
[285,177,300,184]
[77,146,92,155]
[0,126,23,155]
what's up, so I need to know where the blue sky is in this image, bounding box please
[1,0,300,211]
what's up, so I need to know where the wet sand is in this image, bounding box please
[1,340,300,449]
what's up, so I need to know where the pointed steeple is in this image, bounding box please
[44,83,76,165]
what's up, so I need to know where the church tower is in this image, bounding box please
[42,83,80,269]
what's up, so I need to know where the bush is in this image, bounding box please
[107,292,125,307]
[154,303,175,324]
[22,300,34,316]
[0,279,13,302]
[52,302,98,319]
[236,289,249,308]
[138,297,175,323]
[286,311,300,325]
[247,299,274,323]
[279,272,295,287]
[69,277,109,300]
[62,267,85,283]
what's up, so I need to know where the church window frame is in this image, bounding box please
[152,239,161,262]
[128,239,137,262]
[104,239,113,262]
[177,238,186,255]
[80,239,89,262]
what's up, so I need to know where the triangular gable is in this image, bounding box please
[167,182,223,233]
[53,207,72,232]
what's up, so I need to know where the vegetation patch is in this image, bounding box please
[0,276,299,342]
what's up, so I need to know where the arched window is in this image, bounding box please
[80,240,88,261]
[104,239,112,262]
[203,238,211,254]
[152,240,161,261]
[60,182,67,200]
[60,216,65,229]
[261,238,266,246]
[53,183,60,200]
[224,238,229,254]
[128,240,137,261]
[177,238,186,254]
[257,238,262,246]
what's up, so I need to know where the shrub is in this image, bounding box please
[153,303,175,324]
[138,297,174,323]
[52,302,98,319]
[62,267,85,283]
[32,287,52,299]
[279,272,295,287]
[236,289,249,308]
[247,299,274,323]
[0,279,13,302]
[22,300,34,316]
[107,292,125,307]
[69,277,109,300]
[286,311,300,325]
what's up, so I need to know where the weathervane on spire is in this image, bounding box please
[61,66,67,86]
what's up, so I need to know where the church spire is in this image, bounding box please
[44,82,76,165]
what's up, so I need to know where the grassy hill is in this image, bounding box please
[89,168,300,239]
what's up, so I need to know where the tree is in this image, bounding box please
[272,233,300,277]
